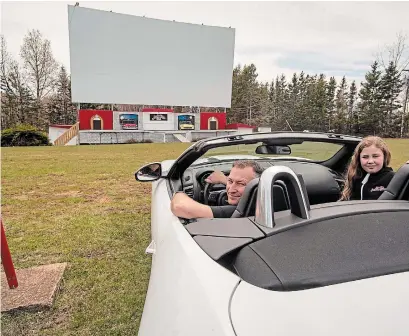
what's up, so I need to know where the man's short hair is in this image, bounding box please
[232,160,264,178]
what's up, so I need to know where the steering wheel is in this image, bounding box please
[204,182,228,205]
[203,182,214,205]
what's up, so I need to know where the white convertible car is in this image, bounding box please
[135,131,409,336]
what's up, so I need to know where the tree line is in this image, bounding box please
[1,31,77,131]
[229,40,409,138]
[1,29,409,137]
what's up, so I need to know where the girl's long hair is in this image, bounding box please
[339,136,391,201]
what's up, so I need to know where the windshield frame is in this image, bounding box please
[166,132,362,179]
[191,140,345,166]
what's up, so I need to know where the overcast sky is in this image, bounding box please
[1,1,409,85]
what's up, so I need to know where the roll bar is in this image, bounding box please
[254,166,310,228]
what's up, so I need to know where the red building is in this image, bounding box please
[200,112,226,130]
[79,110,113,130]
[79,109,228,131]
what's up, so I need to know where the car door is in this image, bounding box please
[138,179,240,336]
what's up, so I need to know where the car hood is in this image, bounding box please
[230,271,409,336]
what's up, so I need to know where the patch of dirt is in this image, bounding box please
[80,190,113,204]
[48,173,66,177]
[41,306,71,329]
[83,250,112,259]
[1,300,71,336]
[96,196,111,204]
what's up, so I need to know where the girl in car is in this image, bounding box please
[340,136,395,201]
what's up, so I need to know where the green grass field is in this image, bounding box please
[1,139,408,335]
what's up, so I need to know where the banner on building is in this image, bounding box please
[150,114,168,121]
[119,113,138,130]
[178,115,195,130]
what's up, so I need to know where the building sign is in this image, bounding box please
[150,113,168,121]
[119,113,138,130]
[178,115,195,130]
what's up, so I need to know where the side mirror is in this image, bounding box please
[135,162,162,182]
[255,145,291,155]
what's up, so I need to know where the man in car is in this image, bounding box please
[171,160,263,219]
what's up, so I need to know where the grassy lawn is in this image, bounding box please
[1,143,190,336]
[1,139,408,335]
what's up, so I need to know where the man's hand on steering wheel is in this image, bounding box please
[203,171,228,205]
[205,171,227,185]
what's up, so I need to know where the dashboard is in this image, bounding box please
[181,159,345,206]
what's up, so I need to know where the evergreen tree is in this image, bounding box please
[273,74,288,131]
[268,79,276,122]
[229,65,244,123]
[379,61,404,136]
[254,82,272,126]
[358,61,384,135]
[48,66,77,125]
[287,73,300,129]
[303,74,318,131]
[228,64,259,124]
[241,64,259,124]
[325,76,337,131]
[334,76,349,133]
[311,74,327,132]
[348,81,358,134]
[296,72,310,130]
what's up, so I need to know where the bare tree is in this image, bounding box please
[1,35,34,128]
[376,32,409,137]
[1,35,13,94]
[1,35,12,128]
[377,31,409,74]
[20,29,58,100]
[19,29,59,129]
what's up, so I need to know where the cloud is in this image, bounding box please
[275,51,368,74]
[1,1,409,87]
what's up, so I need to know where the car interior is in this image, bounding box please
[163,132,409,291]
[181,159,345,210]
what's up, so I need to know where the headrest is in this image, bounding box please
[379,164,409,200]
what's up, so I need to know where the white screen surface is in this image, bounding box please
[68,5,235,107]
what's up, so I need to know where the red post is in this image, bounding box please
[1,219,18,289]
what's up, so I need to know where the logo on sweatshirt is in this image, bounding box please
[370,186,385,192]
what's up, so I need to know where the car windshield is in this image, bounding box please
[192,141,343,165]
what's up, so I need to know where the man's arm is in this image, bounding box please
[171,192,214,219]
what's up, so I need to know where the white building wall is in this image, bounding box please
[257,127,272,133]
[66,135,78,145]
[78,130,237,144]
[236,127,254,134]
[142,112,175,131]
[49,126,71,144]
